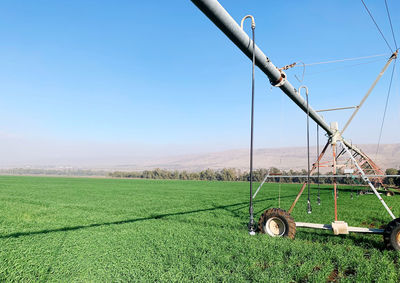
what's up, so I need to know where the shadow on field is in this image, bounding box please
[0,195,297,239]
[1,192,387,250]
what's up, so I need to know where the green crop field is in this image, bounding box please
[0,176,399,282]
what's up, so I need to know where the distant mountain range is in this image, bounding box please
[122,143,400,172]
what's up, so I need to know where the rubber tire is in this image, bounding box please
[383,218,400,250]
[258,208,296,239]
[386,191,394,197]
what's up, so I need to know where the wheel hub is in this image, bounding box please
[265,217,286,236]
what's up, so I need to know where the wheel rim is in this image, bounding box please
[265,217,286,237]
[396,231,400,246]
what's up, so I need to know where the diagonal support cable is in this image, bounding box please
[376,60,396,158]
[384,0,398,50]
[361,0,393,53]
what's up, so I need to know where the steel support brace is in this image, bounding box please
[339,140,396,219]
[296,222,384,234]
[341,51,398,135]
[253,171,270,199]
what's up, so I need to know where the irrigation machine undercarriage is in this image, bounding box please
[191,0,400,250]
[255,135,400,251]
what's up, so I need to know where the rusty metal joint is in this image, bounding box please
[279,62,297,71]
[390,49,398,59]
[270,69,287,87]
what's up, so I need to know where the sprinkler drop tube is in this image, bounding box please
[248,23,256,235]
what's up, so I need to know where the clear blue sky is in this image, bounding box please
[0,0,399,166]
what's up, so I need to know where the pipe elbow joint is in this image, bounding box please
[240,15,255,30]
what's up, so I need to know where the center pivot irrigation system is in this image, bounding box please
[191,0,400,250]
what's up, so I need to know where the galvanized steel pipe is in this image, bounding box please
[191,0,333,136]
[191,0,376,161]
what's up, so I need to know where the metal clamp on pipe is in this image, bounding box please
[270,69,287,87]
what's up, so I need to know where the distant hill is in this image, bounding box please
[126,144,400,172]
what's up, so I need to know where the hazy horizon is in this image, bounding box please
[0,136,398,170]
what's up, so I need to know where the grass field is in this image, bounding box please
[0,176,399,282]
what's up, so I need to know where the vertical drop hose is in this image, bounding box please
[350,141,354,199]
[317,124,320,205]
[249,24,256,234]
[306,91,312,214]
[241,15,256,234]
[299,86,312,214]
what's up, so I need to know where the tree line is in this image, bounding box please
[2,166,398,187]
[108,167,400,186]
